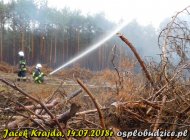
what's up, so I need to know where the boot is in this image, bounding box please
[23,77,27,82]
[17,77,21,81]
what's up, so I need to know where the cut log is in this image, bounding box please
[50,103,81,126]
[14,98,59,111]
[66,88,83,101]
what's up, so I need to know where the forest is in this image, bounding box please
[0,0,159,70]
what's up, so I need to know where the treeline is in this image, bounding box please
[0,0,159,70]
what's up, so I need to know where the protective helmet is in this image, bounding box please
[36,63,42,69]
[18,51,24,57]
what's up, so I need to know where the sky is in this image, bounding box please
[48,0,190,28]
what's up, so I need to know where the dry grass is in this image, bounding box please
[0,58,190,140]
[0,62,15,73]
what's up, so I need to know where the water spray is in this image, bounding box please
[49,21,128,75]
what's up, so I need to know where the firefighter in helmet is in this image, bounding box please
[18,51,27,81]
[32,63,45,84]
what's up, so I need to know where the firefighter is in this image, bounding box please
[32,63,45,84]
[17,51,27,81]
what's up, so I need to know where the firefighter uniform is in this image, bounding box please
[33,64,45,84]
[18,51,27,81]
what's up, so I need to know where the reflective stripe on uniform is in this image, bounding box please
[20,62,26,65]
[39,73,44,77]
[19,62,26,71]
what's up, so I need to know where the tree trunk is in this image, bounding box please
[13,31,16,65]
[21,30,24,51]
[66,33,69,61]
[31,31,34,63]
[62,34,65,62]
[77,29,80,53]
[27,32,30,64]
[50,36,53,66]
[99,47,101,70]
[54,35,57,65]
[0,24,3,62]
[43,36,45,63]
[40,35,43,61]
[117,34,155,89]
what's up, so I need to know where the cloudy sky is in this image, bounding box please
[48,0,190,28]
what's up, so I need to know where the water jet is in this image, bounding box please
[49,21,127,75]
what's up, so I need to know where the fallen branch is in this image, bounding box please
[141,98,161,110]
[83,119,102,129]
[76,107,109,116]
[180,105,190,115]
[0,78,68,139]
[117,33,155,89]
[9,99,50,127]
[7,109,47,131]
[14,98,59,111]
[148,64,188,101]
[153,95,167,131]
[8,107,108,122]
[52,103,81,126]
[125,108,149,123]
[66,88,83,101]
[77,79,106,129]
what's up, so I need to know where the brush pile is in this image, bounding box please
[0,6,190,140]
